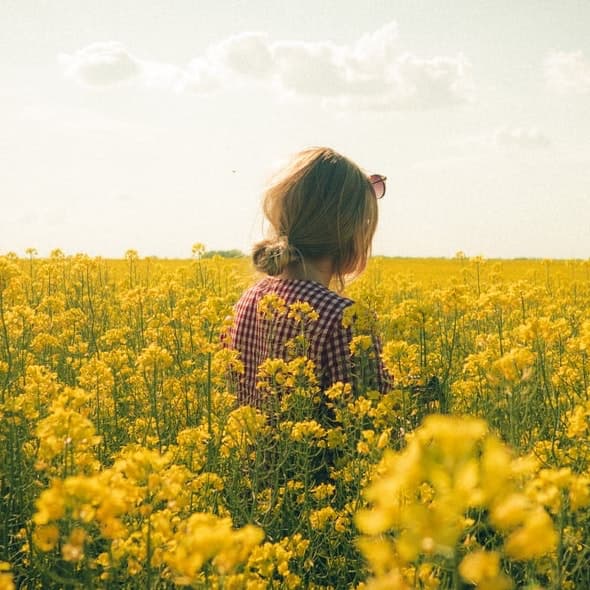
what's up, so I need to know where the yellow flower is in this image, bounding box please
[566,402,589,438]
[479,436,512,502]
[569,474,590,511]
[326,427,346,449]
[417,563,441,589]
[289,420,325,442]
[377,429,391,449]
[459,550,513,590]
[32,524,60,552]
[257,293,287,320]
[0,570,15,590]
[459,550,500,583]
[416,414,488,459]
[490,493,531,530]
[256,358,289,389]
[309,506,337,530]
[488,346,535,384]
[324,381,352,401]
[33,485,66,525]
[356,537,398,577]
[311,483,335,501]
[287,301,319,323]
[62,543,84,563]
[350,335,375,357]
[221,405,267,458]
[136,343,173,372]
[165,513,260,581]
[342,302,377,333]
[191,242,206,256]
[504,508,557,560]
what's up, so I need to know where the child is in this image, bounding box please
[228,146,390,407]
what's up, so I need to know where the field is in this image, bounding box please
[0,252,589,589]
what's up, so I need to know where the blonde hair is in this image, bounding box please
[252,147,378,288]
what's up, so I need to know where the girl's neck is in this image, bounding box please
[280,257,334,288]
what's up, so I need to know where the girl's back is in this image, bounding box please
[230,277,353,406]
[227,146,390,406]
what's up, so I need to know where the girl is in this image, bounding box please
[228,146,390,407]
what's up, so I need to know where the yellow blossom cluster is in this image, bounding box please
[1,254,589,588]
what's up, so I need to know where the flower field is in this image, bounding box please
[0,251,589,589]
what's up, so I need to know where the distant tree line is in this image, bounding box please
[201,249,246,259]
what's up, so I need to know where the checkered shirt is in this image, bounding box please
[227,277,390,407]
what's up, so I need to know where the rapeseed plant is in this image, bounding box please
[0,253,589,588]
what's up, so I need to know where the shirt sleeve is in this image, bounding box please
[321,306,392,395]
[321,311,354,388]
[371,333,393,394]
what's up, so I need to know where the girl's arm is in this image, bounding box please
[321,309,391,394]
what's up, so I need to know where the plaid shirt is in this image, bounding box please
[227,277,391,406]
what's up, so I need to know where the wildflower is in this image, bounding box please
[488,346,535,384]
[569,474,590,511]
[566,402,589,438]
[0,562,15,590]
[324,381,352,401]
[62,527,86,563]
[417,563,441,589]
[290,420,325,442]
[287,301,319,323]
[257,293,287,320]
[381,340,421,386]
[136,343,173,372]
[311,483,335,501]
[191,243,206,257]
[256,358,289,389]
[377,429,391,449]
[357,430,376,455]
[504,508,557,560]
[342,302,377,333]
[165,513,263,582]
[32,524,60,552]
[490,493,531,530]
[221,406,267,458]
[350,335,375,357]
[212,347,245,376]
[459,550,512,589]
[309,506,337,530]
[33,485,66,525]
[326,427,346,449]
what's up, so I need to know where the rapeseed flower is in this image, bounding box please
[2,255,590,588]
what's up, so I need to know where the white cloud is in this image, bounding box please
[544,50,590,94]
[210,32,274,79]
[177,58,223,94]
[493,126,551,149]
[389,53,473,109]
[59,42,143,87]
[352,22,399,64]
[268,24,471,109]
[59,24,474,110]
[272,40,352,96]
[142,62,185,91]
[454,126,551,150]
[321,55,472,112]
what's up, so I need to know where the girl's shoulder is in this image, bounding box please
[239,277,353,318]
[261,276,352,303]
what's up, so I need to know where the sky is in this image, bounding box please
[1,0,590,259]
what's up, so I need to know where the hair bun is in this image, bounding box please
[252,236,300,276]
